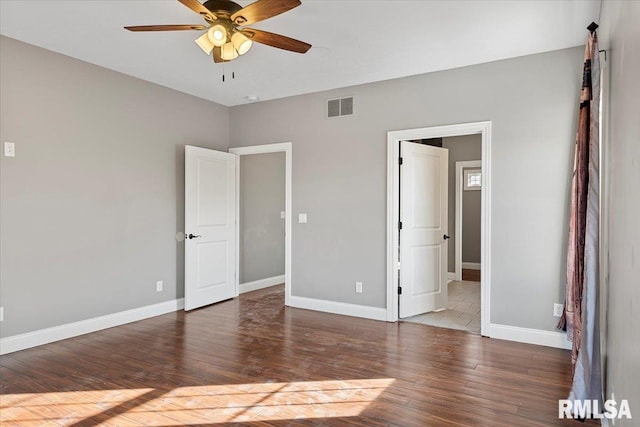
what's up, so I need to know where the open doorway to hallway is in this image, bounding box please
[386,122,490,335]
[403,134,482,334]
[238,152,286,293]
[229,143,293,305]
[402,134,482,334]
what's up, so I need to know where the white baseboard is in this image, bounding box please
[462,262,481,270]
[289,296,387,322]
[447,272,456,282]
[488,323,572,350]
[239,275,285,294]
[0,298,184,355]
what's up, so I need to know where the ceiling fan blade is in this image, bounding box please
[125,25,206,31]
[178,0,217,22]
[231,0,301,26]
[212,47,227,63]
[242,28,311,54]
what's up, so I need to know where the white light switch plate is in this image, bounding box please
[4,142,15,157]
[280,211,286,219]
[298,213,307,223]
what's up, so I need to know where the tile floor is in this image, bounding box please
[403,280,481,334]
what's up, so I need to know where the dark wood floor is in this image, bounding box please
[461,269,481,282]
[1,285,595,426]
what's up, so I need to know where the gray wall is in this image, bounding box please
[0,35,590,340]
[230,46,583,332]
[239,153,285,283]
[0,36,229,337]
[442,135,482,272]
[599,1,640,424]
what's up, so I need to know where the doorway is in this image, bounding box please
[386,122,491,336]
[229,143,292,305]
[456,158,482,283]
[401,137,482,333]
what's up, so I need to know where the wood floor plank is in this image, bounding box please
[1,285,598,426]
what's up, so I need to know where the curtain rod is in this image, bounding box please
[586,22,606,61]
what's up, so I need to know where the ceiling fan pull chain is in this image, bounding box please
[220,64,235,83]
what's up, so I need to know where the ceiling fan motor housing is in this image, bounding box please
[203,0,243,19]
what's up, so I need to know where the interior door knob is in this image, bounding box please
[187,233,202,240]
[443,234,450,240]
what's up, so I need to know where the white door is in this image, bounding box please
[184,145,236,311]
[399,141,448,318]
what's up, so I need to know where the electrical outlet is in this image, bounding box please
[355,281,363,293]
[156,281,163,292]
[0,307,4,322]
[4,142,15,157]
[553,303,563,317]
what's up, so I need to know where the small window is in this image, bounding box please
[464,169,482,191]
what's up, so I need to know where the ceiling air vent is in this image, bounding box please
[327,96,354,119]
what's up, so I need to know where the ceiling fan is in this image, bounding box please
[125,0,311,62]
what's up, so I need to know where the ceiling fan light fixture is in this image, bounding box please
[221,42,239,61]
[231,32,252,55]
[195,32,215,55]
[207,24,227,47]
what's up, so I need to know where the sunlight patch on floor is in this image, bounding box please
[0,388,154,426]
[0,379,395,425]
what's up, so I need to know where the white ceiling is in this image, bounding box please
[0,0,600,107]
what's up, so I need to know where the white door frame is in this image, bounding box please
[455,160,482,281]
[386,121,491,336]
[229,142,292,306]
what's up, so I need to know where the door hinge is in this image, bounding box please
[398,286,402,295]
[399,157,403,165]
[398,221,403,230]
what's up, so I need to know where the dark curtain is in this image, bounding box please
[558,26,602,408]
